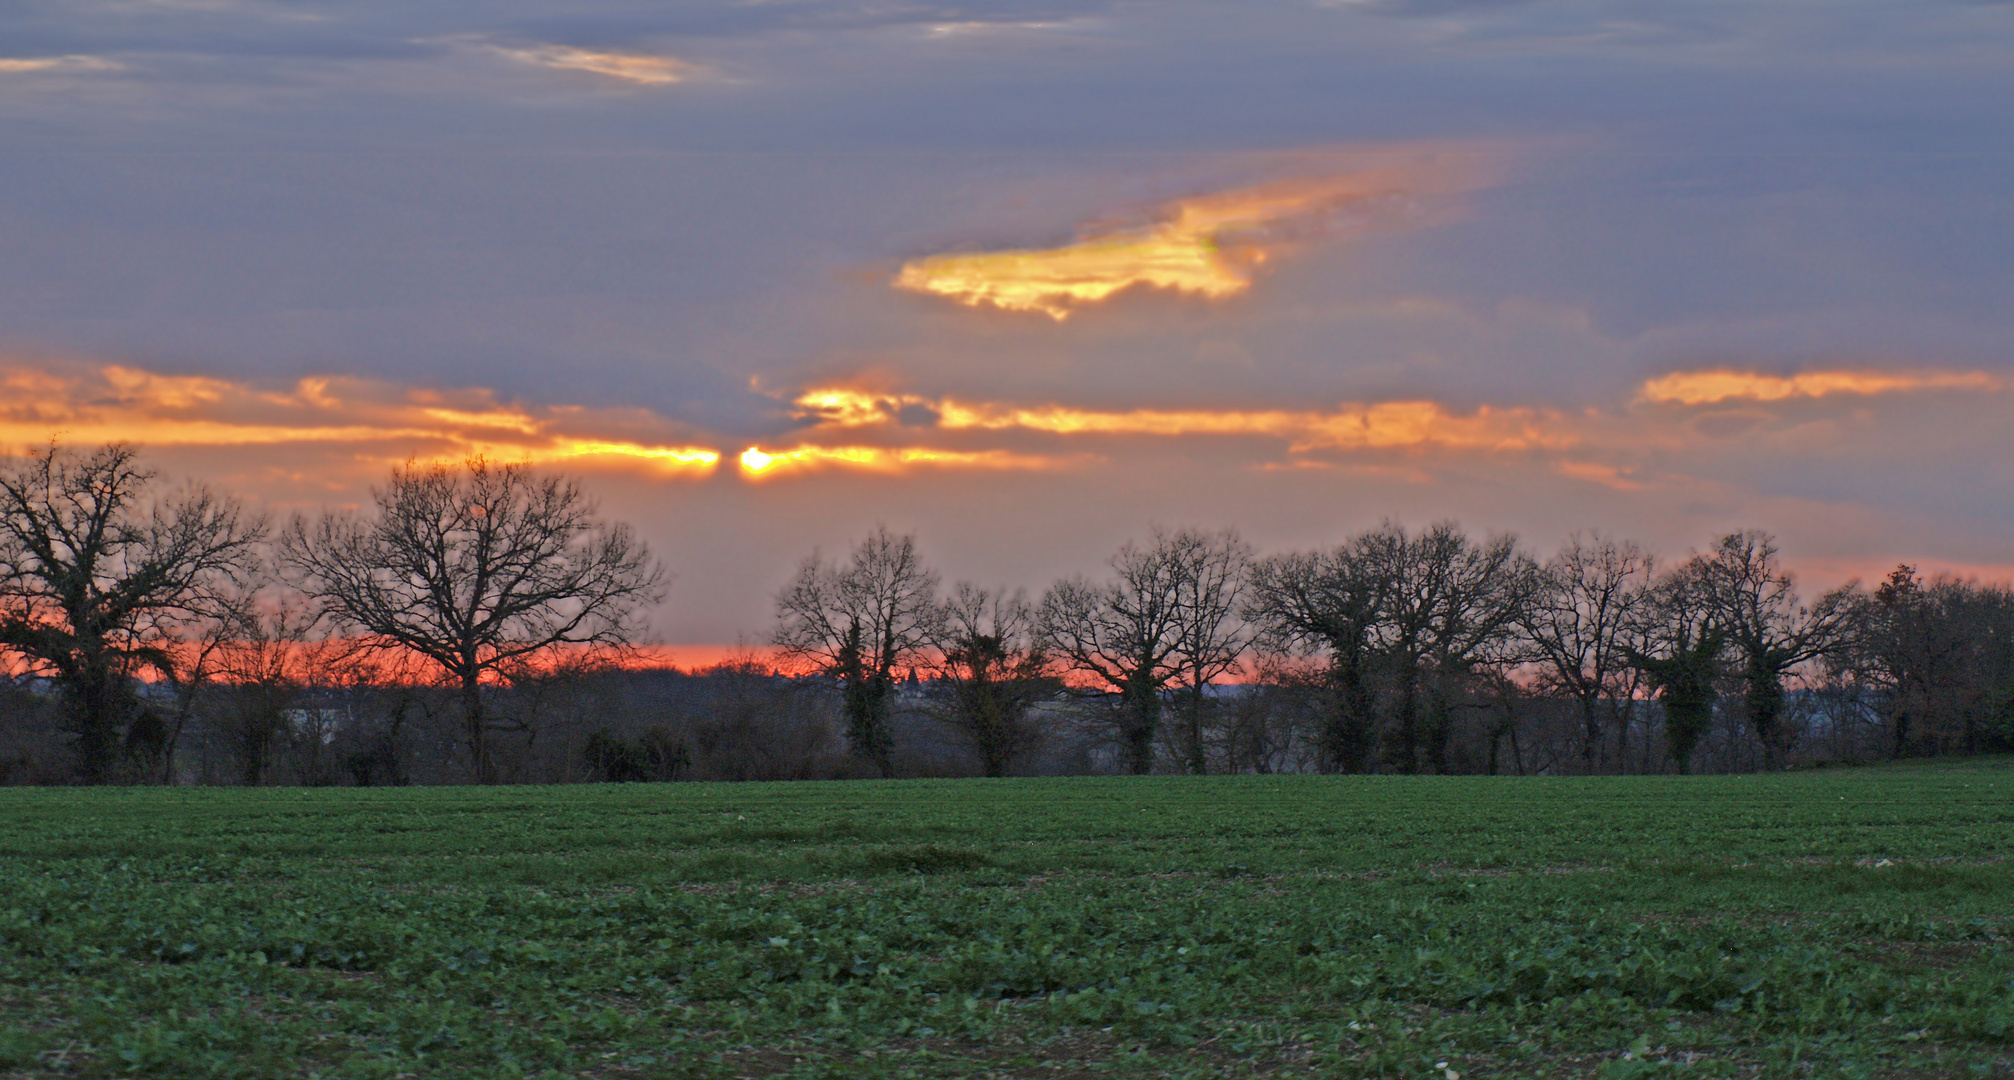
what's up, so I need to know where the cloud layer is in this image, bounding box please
[4,0,2013,645]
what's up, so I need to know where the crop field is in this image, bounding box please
[2,763,2012,1080]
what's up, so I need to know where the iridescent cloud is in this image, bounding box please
[892,152,1489,319]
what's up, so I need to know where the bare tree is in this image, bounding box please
[210,600,318,786]
[1629,561,1723,774]
[1039,528,1197,774]
[1696,531,1855,769]
[1825,565,2014,760]
[1246,547,1386,773]
[930,584,1056,777]
[0,443,265,782]
[1356,522,1540,774]
[1164,529,1251,774]
[774,526,940,776]
[283,457,665,785]
[1524,533,1655,773]
[1220,655,1326,774]
[149,591,255,785]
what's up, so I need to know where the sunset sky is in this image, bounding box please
[4,0,2012,657]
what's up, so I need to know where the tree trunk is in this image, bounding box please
[462,670,493,784]
[1580,694,1601,774]
[1614,700,1631,775]
[1392,666,1420,775]
[66,661,128,784]
[866,674,895,777]
[1184,682,1207,775]
[1122,674,1159,775]
[1426,678,1455,775]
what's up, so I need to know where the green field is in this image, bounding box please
[3,764,2012,1079]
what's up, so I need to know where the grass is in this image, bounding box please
[1,761,2011,1078]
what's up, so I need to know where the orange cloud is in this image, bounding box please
[491,44,696,85]
[791,386,1570,454]
[737,444,1072,479]
[1637,368,2003,406]
[892,153,1490,319]
[0,361,721,476]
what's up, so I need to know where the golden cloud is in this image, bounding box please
[737,444,1073,479]
[1637,368,2004,406]
[892,153,1488,319]
[0,362,721,477]
[791,386,1570,454]
[491,45,696,85]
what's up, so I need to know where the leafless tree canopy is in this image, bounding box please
[4,441,2013,786]
[1165,529,1251,775]
[1352,522,1540,774]
[1523,533,1655,772]
[1247,547,1387,773]
[1829,566,2014,759]
[930,583,1057,778]
[1039,526,1249,775]
[1692,530,1857,768]
[0,443,265,781]
[773,525,940,775]
[282,457,664,784]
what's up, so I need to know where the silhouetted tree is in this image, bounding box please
[1696,531,1855,769]
[930,584,1056,777]
[774,526,940,776]
[0,443,264,782]
[1165,529,1251,774]
[209,602,317,786]
[1630,563,1723,774]
[1831,566,2014,759]
[283,457,664,785]
[1355,522,1539,774]
[1040,528,1204,774]
[1246,547,1386,773]
[1524,533,1654,773]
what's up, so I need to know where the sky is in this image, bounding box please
[3,0,2012,659]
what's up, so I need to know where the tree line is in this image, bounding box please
[2,442,2009,785]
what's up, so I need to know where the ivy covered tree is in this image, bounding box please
[0,443,264,781]
[774,526,940,776]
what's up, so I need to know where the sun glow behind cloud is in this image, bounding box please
[737,444,1070,479]
[892,154,1489,319]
